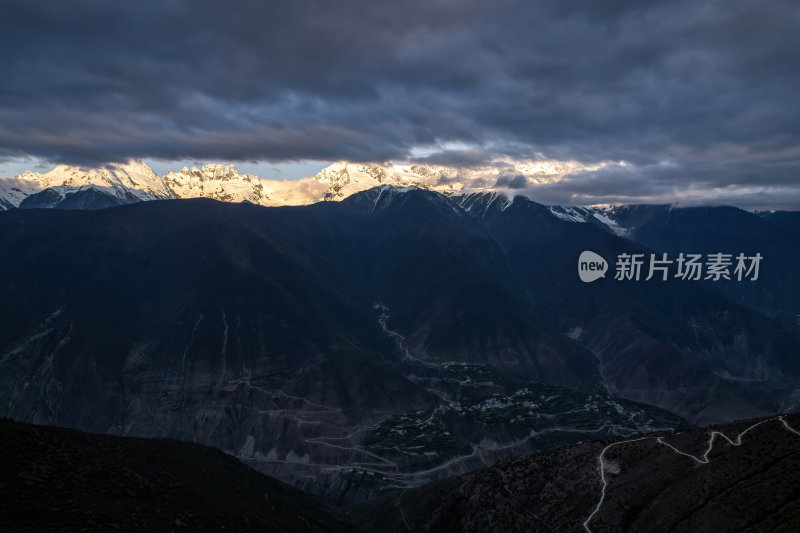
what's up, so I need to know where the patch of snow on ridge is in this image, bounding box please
[591,211,631,237]
[488,192,514,213]
[546,205,633,237]
[549,206,589,223]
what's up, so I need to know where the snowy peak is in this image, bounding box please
[0,176,41,209]
[23,161,171,200]
[163,164,272,205]
[313,162,439,201]
[0,161,170,210]
[314,163,353,200]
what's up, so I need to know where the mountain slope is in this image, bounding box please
[758,210,800,234]
[352,413,800,533]
[19,185,141,210]
[0,418,356,533]
[0,199,437,502]
[627,206,800,315]
[0,189,798,503]
[551,204,800,315]
[460,193,800,423]
[0,195,615,503]
[294,186,600,389]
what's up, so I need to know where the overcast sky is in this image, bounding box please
[1,1,799,208]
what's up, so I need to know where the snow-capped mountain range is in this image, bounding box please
[0,159,669,239]
[0,158,584,211]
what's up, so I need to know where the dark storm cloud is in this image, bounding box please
[495,175,529,190]
[1,0,800,205]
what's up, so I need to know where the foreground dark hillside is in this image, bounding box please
[0,418,356,533]
[354,413,800,533]
[2,414,798,532]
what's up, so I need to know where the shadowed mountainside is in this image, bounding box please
[1,187,799,503]
[352,412,800,533]
[0,418,357,533]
